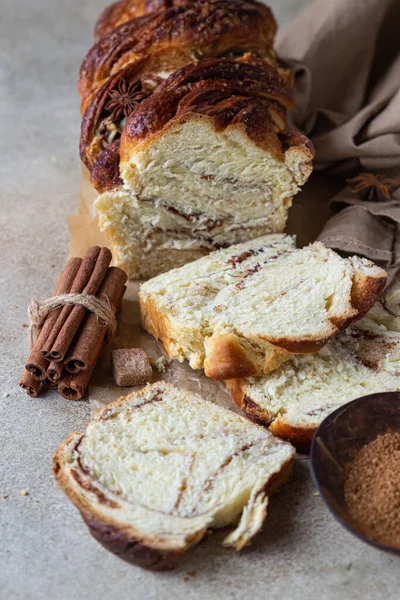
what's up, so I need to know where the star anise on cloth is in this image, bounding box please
[105,79,150,123]
[347,173,400,202]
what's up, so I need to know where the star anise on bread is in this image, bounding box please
[347,173,399,202]
[105,79,150,123]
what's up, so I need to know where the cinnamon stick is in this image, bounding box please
[25,257,82,380]
[58,344,103,400]
[46,246,112,362]
[19,369,41,398]
[64,267,127,373]
[41,246,101,359]
[43,378,59,390]
[46,361,63,383]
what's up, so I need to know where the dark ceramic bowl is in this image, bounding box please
[309,391,400,555]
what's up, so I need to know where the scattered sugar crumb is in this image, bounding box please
[152,355,171,373]
[21,323,28,328]
[187,570,196,577]
[313,491,320,496]
[2,393,9,399]
[2,495,8,500]
[20,490,29,496]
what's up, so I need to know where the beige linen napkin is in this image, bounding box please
[278,0,400,286]
[278,0,400,175]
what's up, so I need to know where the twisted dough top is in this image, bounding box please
[95,1,185,41]
[80,0,276,113]
[94,0,275,42]
[121,56,293,151]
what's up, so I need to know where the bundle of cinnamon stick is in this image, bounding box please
[19,247,127,400]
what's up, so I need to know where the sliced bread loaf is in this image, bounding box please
[81,1,314,279]
[227,300,400,447]
[54,382,294,569]
[94,56,312,278]
[139,235,386,379]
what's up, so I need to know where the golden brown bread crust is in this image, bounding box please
[139,253,386,380]
[81,456,293,568]
[350,263,387,320]
[80,60,161,192]
[139,293,181,359]
[121,55,294,153]
[53,426,206,570]
[84,53,305,193]
[53,433,194,570]
[204,334,261,379]
[226,380,316,450]
[81,515,182,570]
[53,391,294,569]
[80,0,277,114]
[203,333,292,379]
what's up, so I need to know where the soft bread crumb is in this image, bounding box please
[96,114,312,279]
[223,488,268,550]
[140,236,386,378]
[152,355,171,373]
[231,302,400,442]
[54,382,295,560]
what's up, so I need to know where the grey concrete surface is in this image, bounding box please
[0,1,399,599]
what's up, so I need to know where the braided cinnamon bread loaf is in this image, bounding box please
[80,0,314,279]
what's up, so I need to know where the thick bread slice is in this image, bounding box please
[54,382,294,569]
[139,235,386,379]
[227,299,400,448]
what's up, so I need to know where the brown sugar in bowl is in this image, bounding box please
[309,391,400,556]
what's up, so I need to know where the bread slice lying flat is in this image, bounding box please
[139,234,386,379]
[227,299,400,448]
[54,382,295,570]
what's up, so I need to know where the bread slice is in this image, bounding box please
[227,299,400,448]
[53,382,294,569]
[139,235,386,379]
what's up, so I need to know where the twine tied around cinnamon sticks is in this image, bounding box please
[28,292,117,347]
[19,246,127,401]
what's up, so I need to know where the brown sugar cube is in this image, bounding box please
[111,348,153,387]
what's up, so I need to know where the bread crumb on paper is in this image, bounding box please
[152,355,171,373]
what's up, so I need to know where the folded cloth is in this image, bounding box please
[319,183,400,286]
[277,0,400,288]
[278,0,400,175]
